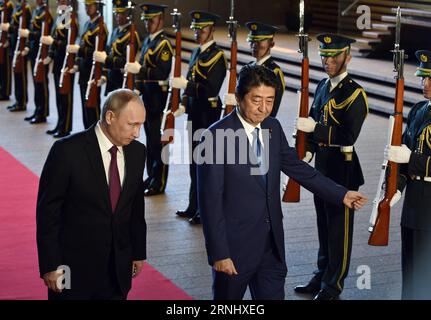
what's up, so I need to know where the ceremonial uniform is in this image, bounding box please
[27,2,53,123]
[176,11,227,223]
[396,50,431,299]
[245,22,285,117]
[7,0,31,112]
[47,4,77,137]
[296,34,368,299]
[76,1,108,129]
[103,1,140,94]
[0,0,14,101]
[136,3,172,196]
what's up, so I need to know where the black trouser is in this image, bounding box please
[12,59,28,109]
[212,232,287,300]
[79,80,100,129]
[144,111,169,192]
[401,227,431,299]
[53,70,74,133]
[0,48,12,98]
[47,248,125,300]
[312,196,355,296]
[31,59,49,118]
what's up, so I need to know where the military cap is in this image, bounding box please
[415,50,431,77]
[140,3,168,20]
[245,21,278,42]
[83,0,105,5]
[317,33,356,57]
[113,0,134,13]
[189,10,220,29]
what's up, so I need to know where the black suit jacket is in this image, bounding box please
[197,111,348,273]
[36,125,147,295]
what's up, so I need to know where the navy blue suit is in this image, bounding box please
[197,111,348,300]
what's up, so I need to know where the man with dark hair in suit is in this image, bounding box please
[197,65,367,300]
[37,88,147,300]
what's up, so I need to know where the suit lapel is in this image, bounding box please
[84,126,111,214]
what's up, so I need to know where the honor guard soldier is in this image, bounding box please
[44,0,77,137]
[6,0,31,112]
[124,3,173,196]
[93,0,140,94]
[0,0,14,101]
[24,0,53,124]
[386,50,431,299]
[226,21,285,118]
[171,10,227,224]
[67,0,108,129]
[294,34,368,300]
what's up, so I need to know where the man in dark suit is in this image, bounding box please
[36,89,147,300]
[197,65,367,300]
[386,50,431,299]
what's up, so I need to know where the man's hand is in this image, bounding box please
[213,258,238,276]
[1,40,9,48]
[20,47,29,57]
[171,76,188,90]
[43,56,52,65]
[224,93,237,106]
[302,151,313,163]
[67,64,79,74]
[42,270,63,293]
[125,61,141,74]
[132,260,144,278]
[385,144,411,164]
[295,117,316,133]
[1,22,10,32]
[343,191,367,210]
[66,44,80,54]
[41,35,54,46]
[96,75,107,87]
[173,104,186,117]
[19,28,30,38]
[93,50,107,63]
[390,190,402,207]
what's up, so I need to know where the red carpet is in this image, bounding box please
[0,147,192,300]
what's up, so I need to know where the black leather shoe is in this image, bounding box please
[30,116,47,124]
[9,106,26,112]
[313,289,339,300]
[53,132,70,138]
[175,210,194,219]
[294,283,321,295]
[46,128,58,135]
[6,104,16,110]
[189,213,201,225]
[144,187,164,196]
[24,114,36,121]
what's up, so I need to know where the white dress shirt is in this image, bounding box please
[236,109,264,149]
[149,29,164,42]
[256,54,271,66]
[329,71,348,92]
[95,122,125,187]
[200,40,215,53]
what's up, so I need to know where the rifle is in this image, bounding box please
[59,4,78,95]
[282,0,309,203]
[85,8,106,108]
[368,7,405,246]
[221,0,238,118]
[160,4,181,144]
[34,1,52,83]
[122,9,136,90]
[0,0,11,64]
[12,0,28,74]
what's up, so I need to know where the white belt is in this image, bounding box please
[415,176,431,182]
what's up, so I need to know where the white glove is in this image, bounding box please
[19,28,30,38]
[173,104,186,117]
[68,64,79,74]
[224,93,237,106]
[302,151,313,163]
[96,75,107,87]
[389,190,402,207]
[93,50,107,63]
[66,44,80,54]
[133,89,141,95]
[1,23,10,32]
[41,35,54,46]
[385,144,411,164]
[20,47,30,56]
[171,76,188,89]
[2,40,9,48]
[296,117,317,133]
[43,56,52,65]
[124,61,141,74]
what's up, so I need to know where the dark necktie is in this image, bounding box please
[108,146,121,213]
[252,128,267,181]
